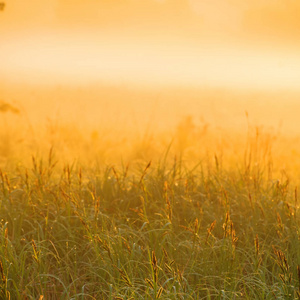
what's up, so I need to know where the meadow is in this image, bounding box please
[0,88,300,299]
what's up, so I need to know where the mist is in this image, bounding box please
[1,0,300,146]
[1,0,300,88]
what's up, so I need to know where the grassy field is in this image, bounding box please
[1,88,300,299]
[0,111,300,300]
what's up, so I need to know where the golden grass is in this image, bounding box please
[1,90,300,298]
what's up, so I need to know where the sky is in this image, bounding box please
[1,0,300,89]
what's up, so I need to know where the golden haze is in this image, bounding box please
[0,0,300,180]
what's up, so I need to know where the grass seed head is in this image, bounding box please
[255,234,260,256]
[156,286,163,299]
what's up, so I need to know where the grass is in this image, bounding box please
[0,118,300,299]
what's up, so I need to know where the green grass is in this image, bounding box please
[0,142,300,300]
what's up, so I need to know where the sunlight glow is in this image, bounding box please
[1,1,300,90]
[1,34,300,90]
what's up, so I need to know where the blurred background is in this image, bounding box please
[0,0,300,167]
